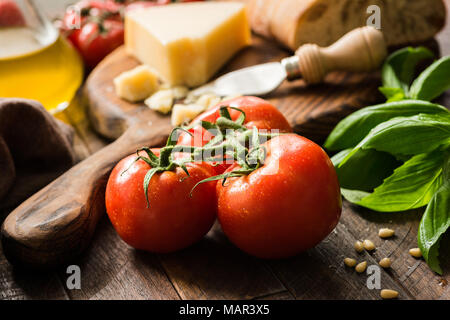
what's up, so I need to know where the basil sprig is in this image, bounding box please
[324,100,448,150]
[418,153,450,274]
[380,46,434,100]
[325,47,450,274]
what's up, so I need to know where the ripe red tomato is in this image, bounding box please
[216,134,342,259]
[105,149,217,253]
[0,0,25,27]
[62,0,122,31]
[69,20,124,69]
[177,96,293,173]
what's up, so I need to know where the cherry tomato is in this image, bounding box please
[0,0,25,27]
[70,20,124,69]
[177,96,292,173]
[216,134,342,259]
[105,149,217,253]
[62,0,121,30]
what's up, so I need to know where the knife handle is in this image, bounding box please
[282,26,387,83]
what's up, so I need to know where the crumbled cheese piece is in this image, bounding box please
[171,104,205,126]
[196,93,221,110]
[144,89,174,114]
[171,86,189,100]
[113,65,159,102]
[222,94,242,102]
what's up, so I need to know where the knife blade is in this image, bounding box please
[190,61,288,97]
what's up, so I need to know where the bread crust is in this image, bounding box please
[231,0,447,50]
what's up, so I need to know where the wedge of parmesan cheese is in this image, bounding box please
[125,2,251,87]
[113,65,159,102]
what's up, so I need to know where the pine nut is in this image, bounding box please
[378,228,395,238]
[379,257,391,268]
[363,239,376,251]
[380,289,399,299]
[354,241,364,253]
[355,261,367,273]
[409,248,422,258]
[344,258,357,267]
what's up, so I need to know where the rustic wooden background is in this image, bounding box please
[1,2,450,300]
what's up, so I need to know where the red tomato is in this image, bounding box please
[105,149,217,253]
[62,0,121,29]
[70,20,124,68]
[177,96,292,173]
[216,134,342,259]
[0,0,25,27]
[61,0,127,68]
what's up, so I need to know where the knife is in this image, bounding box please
[190,26,387,97]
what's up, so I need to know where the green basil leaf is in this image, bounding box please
[324,100,448,151]
[358,149,445,212]
[340,113,450,165]
[382,47,434,91]
[341,188,371,204]
[334,149,401,191]
[331,149,352,167]
[410,55,450,101]
[418,154,450,274]
[379,87,406,102]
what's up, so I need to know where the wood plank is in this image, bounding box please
[63,95,110,157]
[57,215,180,300]
[339,202,450,300]
[158,222,287,300]
[0,246,68,300]
[254,291,294,300]
[268,71,382,144]
[268,208,412,300]
[267,199,450,300]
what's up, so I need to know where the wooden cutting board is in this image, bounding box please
[1,36,383,268]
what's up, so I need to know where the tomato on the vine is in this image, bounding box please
[216,134,342,259]
[105,148,217,253]
[177,96,293,173]
[69,20,124,68]
[106,96,341,258]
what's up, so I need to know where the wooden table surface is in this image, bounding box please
[1,3,450,300]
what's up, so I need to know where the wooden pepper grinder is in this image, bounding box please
[282,26,387,83]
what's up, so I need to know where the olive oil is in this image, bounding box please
[0,34,83,112]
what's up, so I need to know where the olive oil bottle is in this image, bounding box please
[0,0,83,113]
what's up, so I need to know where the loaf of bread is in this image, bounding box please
[231,0,446,50]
